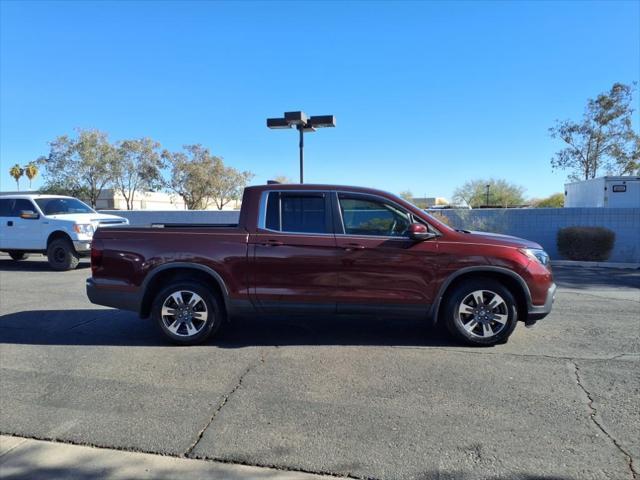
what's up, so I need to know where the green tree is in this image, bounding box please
[113,138,164,210]
[40,129,117,207]
[210,163,254,210]
[452,179,525,208]
[39,179,91,200]
[24,162,39,189]
[272,175,293,184]
[163,145,220,210]
[9,164,24,190]
[532,193,564,208]
[550,83,640,180]
[399,190,413,201]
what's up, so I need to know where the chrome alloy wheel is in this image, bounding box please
[161,290,209,337]
[456,290,509,339]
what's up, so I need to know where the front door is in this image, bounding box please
[333,192,440,316]
[0,198,41,250]
[250,191,340,314]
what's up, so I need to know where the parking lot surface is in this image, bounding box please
[1,255,639,480]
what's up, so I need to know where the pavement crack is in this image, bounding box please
[0,433,363,479]
[571,359,637,479]
[182,349,269,457]
[66,316,101,331]
[393,345,637,362]
[188,453,374,479]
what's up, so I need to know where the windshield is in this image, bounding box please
[35,198,95,215]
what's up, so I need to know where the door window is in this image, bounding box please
[338,195,411,237]
[264,192,329,234]
[2,199,37,217]
[0,199,11,216]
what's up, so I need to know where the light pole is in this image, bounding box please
[267,111,336,183]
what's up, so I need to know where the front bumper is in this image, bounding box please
[527,282,557,322]
[73,240,92,253]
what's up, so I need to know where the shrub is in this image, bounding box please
[557,226,615,261]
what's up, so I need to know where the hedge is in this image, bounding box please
[557,226,616,261]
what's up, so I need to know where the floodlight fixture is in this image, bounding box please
[284,111,308,125]
[266,110,336,183]
[266,118,291,129]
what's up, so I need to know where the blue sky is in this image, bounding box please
[1,0,638,200]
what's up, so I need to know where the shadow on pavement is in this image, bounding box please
[552,265,639,290]
[0,258,91,272]
[0,308,464,348]
[0,438,575,480]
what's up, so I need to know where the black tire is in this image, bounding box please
[46,238,80,271]
[442,279,518,346]
[151,281,223,345]
[9,251,29,261]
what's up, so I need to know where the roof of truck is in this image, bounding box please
[246,183,398,198]
[0,193,74,199]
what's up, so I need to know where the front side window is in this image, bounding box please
[5,199,37,217]
[0,199,11,216]
[339,194,411,237]
[264,192,329,234]
[34,198,94,216]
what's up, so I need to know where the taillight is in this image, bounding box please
[91,239,103,275]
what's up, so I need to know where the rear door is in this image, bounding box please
[249,191,340,314]
[333,192,440,316]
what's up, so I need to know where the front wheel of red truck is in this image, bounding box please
[152,281,223,345]
[442,279,518,346]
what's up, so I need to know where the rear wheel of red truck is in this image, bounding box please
[442,279,518,346]
[151,281,223,345]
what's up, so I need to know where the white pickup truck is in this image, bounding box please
[0,194,128,270]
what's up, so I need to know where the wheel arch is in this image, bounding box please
[430,266,532,324]
[139,263,230,320]
[47,230,73,246]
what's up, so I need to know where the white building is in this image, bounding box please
[564,176,640,208]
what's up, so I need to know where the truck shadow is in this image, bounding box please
[0,258,91,272]
[0,309,462,348]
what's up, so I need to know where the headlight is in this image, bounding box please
[520,248,550,266]
[73,224,95,235]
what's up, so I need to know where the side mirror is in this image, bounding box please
[19,210,40,220]
[408,223,436,241]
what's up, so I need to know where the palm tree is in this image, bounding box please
[24,162,39,189]
[9,164,24,191]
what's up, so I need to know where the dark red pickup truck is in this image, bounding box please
[87,184,555,346]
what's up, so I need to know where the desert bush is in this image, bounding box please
[557,226,615,261]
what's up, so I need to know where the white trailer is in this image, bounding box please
[564,176,640,208]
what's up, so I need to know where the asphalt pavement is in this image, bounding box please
[0,254,638,480]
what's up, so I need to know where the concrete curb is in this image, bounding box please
[0,435,338,480]
[551,260,640,269]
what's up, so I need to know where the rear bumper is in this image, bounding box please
[86,278,141,313]
[527,282,557,321]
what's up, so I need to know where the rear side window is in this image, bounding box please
[264,192,329,234]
